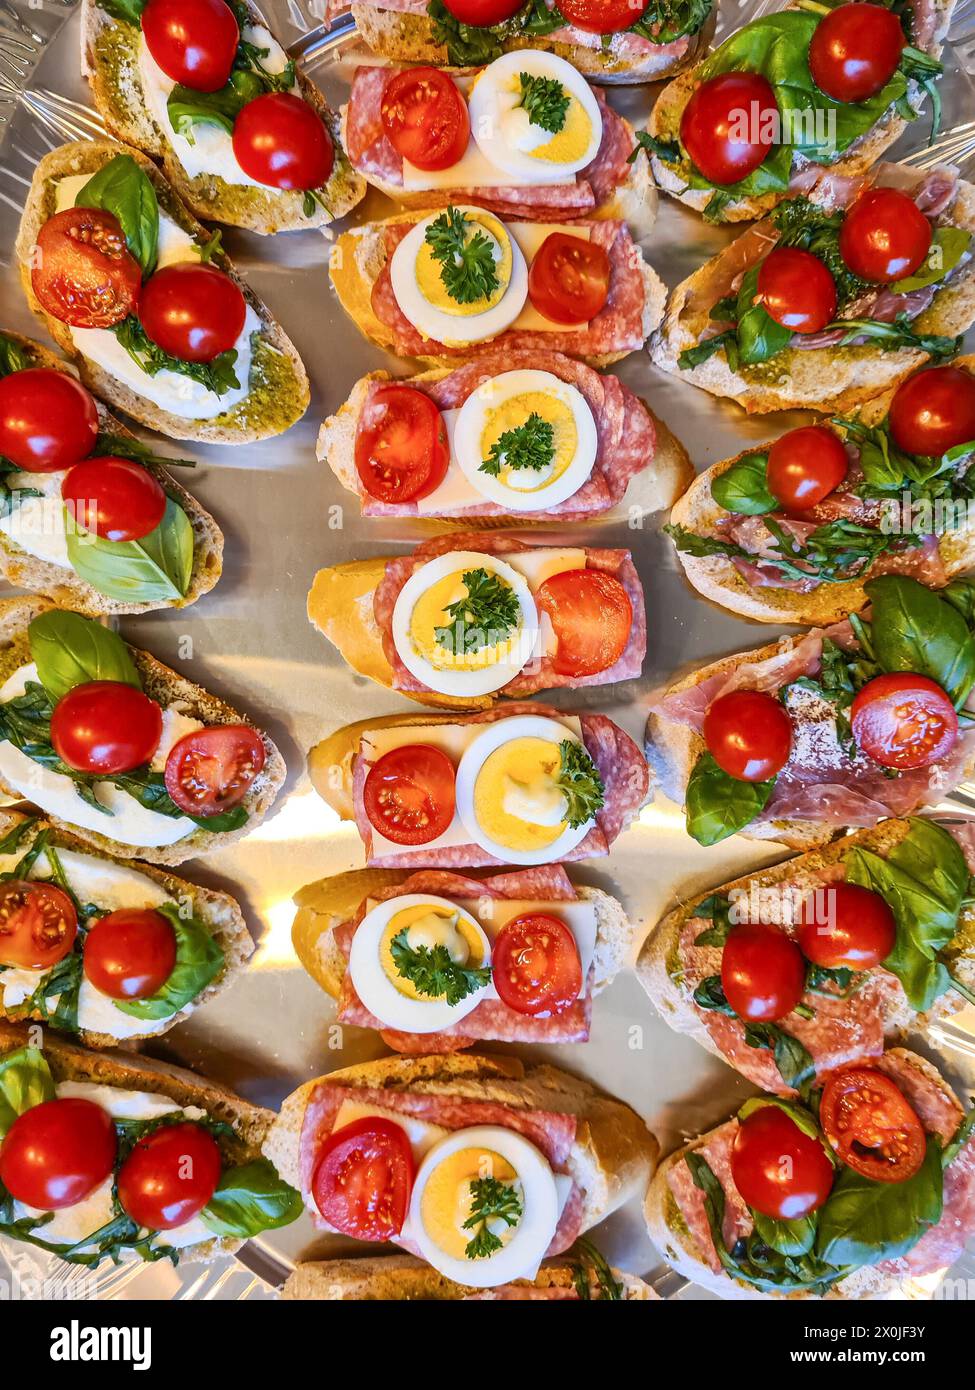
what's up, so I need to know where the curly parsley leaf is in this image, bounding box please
[463,1176,523,1259]
[518,72,569,133]
[555,739,605,829]
[424,206,500,305]
[389,925,490,1006]
[433,567,521,656]
[480,412,555,477]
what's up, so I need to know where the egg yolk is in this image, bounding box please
[414,210,513,317]
[473,737,567,852]
[409,569,522,672]
[421,1147,521,1259]
[505,76,592,166]
[480,390,578,494]
[381,905,486,999]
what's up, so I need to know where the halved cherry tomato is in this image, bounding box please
[721,921,806,1023]
[438,0,523,21]
[0,880,77,971]
[380,68,470,173]
[62,456,167,543]
[888,365,975,457]
[233,93,334,191]
[164,725,266,817]
[553,0,649,34]
[838,186,932,284]
[363,744,456,846]
[703,689,793,782]
[535,568,632,677]
[492,913,583,1016]
[820,1066,926,1182]
[141,0,239,92]
[797,881,896,971]
[83,908,177,1000]
[51,681,162,775]
[731,1104,834,1220]
[808,2,905,104]
[756,247,837,334]
[766,426,849,511]
[0,1097,116,1210]
[139,264,246,364]
[0,369,99,473]
[117,1122,222,1229]
[528,233,610,327]
[851,672,958,770]
[680,71,779,187]
[312,1117,414,1241]
[32,208,141,330]
[354,385,450,503]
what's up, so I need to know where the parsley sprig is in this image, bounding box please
[463,1176,523,1259]
[433,567,521,656]
[389,925,491,1006]
[424,207,500,306]
[518,72,569,134]
[480,412,555,478]
[555,739,605,829]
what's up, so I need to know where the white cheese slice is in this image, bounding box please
[150,708,205,772]
[508,223,592,333]
[0,471,70,568]
[402,133,570,190]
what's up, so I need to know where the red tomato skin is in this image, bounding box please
[84,908,178,1000]
[138,264,246,364]
[528,232,611,326]
[312,1117,414,1242]
[141,0,239,92]
[164,724,266,817]
[756,247,837,333]
[32,208,142,330]
[232,93,334,191]
[535,569,632,677]
[731,1105,834,1220]
[888,365,975,458]
[0,369,99,472]
[62,456,167,543]
[703,689,793,782]
[50,681,162,776]
[363,744,457,846]
[838,187,932,284]
[380,69,470,173]
[798,881,896,971]
[808,3,905,103]
[0,1098,116,1210]
[354,385,450,503]
[766,426,849,511]
[117,1123,222,1229]
[492,913,583,1016]
[552,0,650,34]
[680,72,779,186]
[0,881,78,970]
[439,0,523,22]
[721,921,806,1023]
[820,1066,926,1182]
[851,672,958,770]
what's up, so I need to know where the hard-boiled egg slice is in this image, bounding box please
[348,893,491,1034]
[455,715,597,865]
[452,369,598,512]
[391,549,539,698]
[409,1124,560,1286]
[468,51,602,182]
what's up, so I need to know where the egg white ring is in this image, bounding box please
[408,1124,560,1287]
[453,369,599,513]
[348,893,491,1034]
[392,549,539,698]
[468,50,602,181]
[455,714,596,866]
[389,208,528,347]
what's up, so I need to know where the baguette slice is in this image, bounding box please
[15,141,310,443]
[81,0,366,234]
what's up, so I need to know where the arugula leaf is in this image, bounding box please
[691,893,733,947]
[0,334,33,378]
[76,155,159,278]
[90,432,196,471]
[692,977,815,1095]
[816,1137,943,1266]
[685,752,775,846]
[771,198,870,308]
[463,1175,523,1259]
[433,566,521,656]
[28,609,140,702]
[711,451,775,515]
[677,330,740,372]
[628,131,681,165]
[66,497,195,604]
[865,575,975,710]
[569,1237,624,1300]
[0,1047,54,1138]
[200,1160,303,1238]
[822,313,960,360]
[480,412,554,478]
[517,72,569,133]
[897,43,944,143]
[113,904,224,1021]
[111,317,241,397]
[555,738,605,828]
[424,206,500,306]
[389,924,490,1006]
[942,576,975,624]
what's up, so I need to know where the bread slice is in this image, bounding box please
[0,595,286,866]
[15,141,309,443]
[80,0,365,234]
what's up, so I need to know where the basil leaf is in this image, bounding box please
[0,1047,55,1138]
[711,452,775,514]
[892,228,971,293]
[738,1096,826,1145]
[865,575,975,709]
[76,154,159,278]
[113,903,224,1021]
[28,610,141,702]
[167,70,262,142]
[686,752,775,846]
[93,0,146,20]
[735,268,793,367]
[200,1159,303,1238]
[815,1137,943,1267]
[0,334,32,378]
[66,498,194,604]
[942,576,975,624]
[753,1210,817,1257]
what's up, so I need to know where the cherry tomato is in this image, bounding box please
[839,186,932,284]
[820,1066,926,1182]
[354,385,450,504]
[138,264,246,364]
[51,681,162,776]
[0,880,77,971]
[756,247,837,334]
[164,725,266,817]
[888,365,975,458]
[32,208,141,330]
[808,2,905,104]
[851,672,958,770]
[83,908,177,1000]
[703,689,793,782]
[380,68,470,173]
[535,569,632,677]
[552,0,650,34]
[731,1104,834,1220]
[117,1122,222,1229]
[62,456,166,543]
[232,93,334,191]
[680,71,779,187]
[720,921,806,1023]
[437,0,523,21]
[528,233,610,327]
[0,368,99,473]
[766,426,849,511]
[797,881,896,971]
[312,1117,414,1241]
[363,744,456,846]
[492,913,583,1016]
[0,1098,116,1210]
[141,0,239,92]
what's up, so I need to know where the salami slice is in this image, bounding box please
[666,1121,752,1273]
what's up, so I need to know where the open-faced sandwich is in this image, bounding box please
[292,864,635,1053]
[0,1022,301,1266]
[308,535,645,709]
[319,349,690,520]
[264,1052,657,1291]
[16,142,309,442]
[0,599,285,865]
[651,163,975,414]
[329,203,666,366]
[81,0,365,233]
[645,1049,975,1298]
[640,0,952,223]
[308,705,648,869]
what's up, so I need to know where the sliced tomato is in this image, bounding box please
[32,208,141,330]
[141,0,239,92]
[380,68,470,172]
[888,364,975,458]
[703,689,793,783]
[547,0,648,34]
[0,368,99,473]
[164,725,266,817]
[839,187,932,285]
[528,233,610,327]
[680,71,778,187]
[0,1098,116,1210]
[139,264,246,364]
[51,681,162,775]
[797,881,896,971]
[766,426,849,512]
[363,744,456,846]
[720,921,806,1023]
[354,385,450,503]
[756,247,837,334]
[0,880,77,971]
[535,568,632,677]
[731,1105,834,1220]
[820,1066,926,1183]
[83,908,177,1000]
[809,3,905,105]
[851,673,958,770]
[438,0,523,21]
[492,913,583,1016]
[312,1117,414,1241]
[62,456,167,543]
[232,93,334,191]
[117,1122,222,1229]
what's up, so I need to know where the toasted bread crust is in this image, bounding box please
[282,1252,655,1299]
